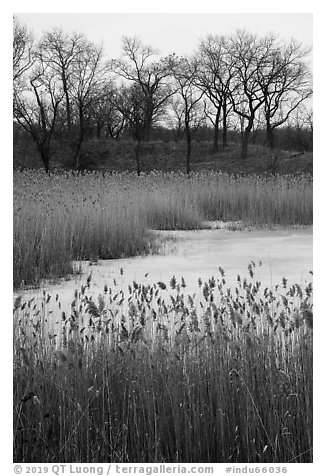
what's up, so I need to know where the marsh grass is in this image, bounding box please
[13,265,313,463]
[14,170,312,288]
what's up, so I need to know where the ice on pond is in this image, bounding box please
[16,227,312,317]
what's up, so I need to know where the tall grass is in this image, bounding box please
[13,265,313,463]
[14,170,312,287]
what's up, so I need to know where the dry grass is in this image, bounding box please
[14,170,312,288]
[13,264,313,463]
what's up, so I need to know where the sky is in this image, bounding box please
[15,12,312,60]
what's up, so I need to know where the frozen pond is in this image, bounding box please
[16,227,313,314]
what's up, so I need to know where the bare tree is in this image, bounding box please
[111,37,176,141]
[35,30,111,168]
[257,37,312,149]
[113,83,153,175]
[290,105,313,151]
[87,83,125,140]
[37,29,88,138]
[13,16,34,87]
[13,56,64,172]
[172,57,206,174]
[68,41,110,169]
[228,30,271,159]
[196,35,235,151]
[169,97,187,141]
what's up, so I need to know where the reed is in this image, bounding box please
[14,170,313,288]
[13,264,313,463]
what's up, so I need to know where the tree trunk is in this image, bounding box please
[266,120,274,149]
[62,76,72,138]
[186,127,191,174]
[74,136,83,170]
[213,123,219,153]
[241,119,254,159]
[222,102,228,148]
[212,107,221,153]
[66,94,72,138]
[37,143,50,173]
[135,139,142,176]
[143,124,151,142]
[74,107,85,170]
[143,109,153,141]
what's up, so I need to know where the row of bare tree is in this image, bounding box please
[13,17,312,173]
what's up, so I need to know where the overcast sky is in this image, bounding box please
[15,13,312,60]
